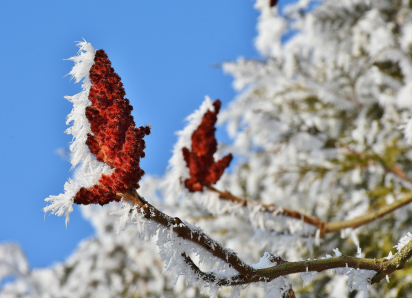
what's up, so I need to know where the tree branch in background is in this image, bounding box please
[207,186,412,236]
[337,143,412,186]
[207,185,326,230]
[322,192,412,234]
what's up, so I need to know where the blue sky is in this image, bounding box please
[0,0,295,270]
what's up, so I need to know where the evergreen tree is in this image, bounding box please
[2,0,412,297]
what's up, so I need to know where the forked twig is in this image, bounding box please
[120,189,412,288]
[120,189,255,279]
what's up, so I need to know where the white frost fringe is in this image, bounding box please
[394,232,412,251]
[299,249,376,298]
[112,206,314,298]
[43,40,113,226]
[112,203,241,298]
[111,209,412,297]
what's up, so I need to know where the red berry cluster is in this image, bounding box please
[74,49,150,206]
[182,100,233,192]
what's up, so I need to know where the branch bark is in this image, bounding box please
[207,185,326,230]
[119,189,256,279]
[322,192,412,234]
[183,238,412,287]
[206,186,412,236]
[120,189,412,290]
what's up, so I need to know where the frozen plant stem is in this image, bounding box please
[119,189,256,279]
[120,189,412,287]
[206,185,326,230]
[206,186,412,236]
[322,192,412,234]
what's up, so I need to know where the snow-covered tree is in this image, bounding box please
[2,0,412,297]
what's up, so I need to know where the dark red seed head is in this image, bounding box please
[74,49,149,206]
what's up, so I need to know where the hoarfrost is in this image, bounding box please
[261,276,291,298]
[43,40,114,226]
[333,248,343,257]
[394,232,412,251]
[110,202,244,297]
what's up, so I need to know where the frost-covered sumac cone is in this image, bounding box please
[44,41,150,224]
[182,99,233,192]
[75,49,150,205]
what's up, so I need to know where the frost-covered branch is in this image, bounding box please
[119,189,256,280]
[206,185,326,230]
[183,233,412,288]
[207,186,412,236]
[37,1,412,294]
[254,236,412,286]
[120,190,412,290]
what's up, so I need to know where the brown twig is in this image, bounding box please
[322,192,412,234]
[372,154,412,185]
[206,186,412,236]
[207,186,326,230]
[338,143,412,186]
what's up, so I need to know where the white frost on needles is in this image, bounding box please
[43,40,114,226]
[162,96,216,205]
